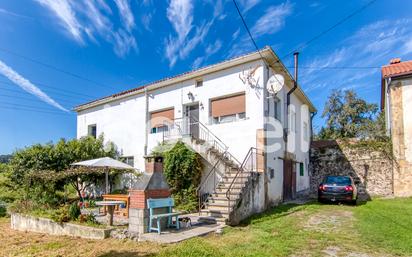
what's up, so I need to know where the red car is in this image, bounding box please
[318,176,358,205]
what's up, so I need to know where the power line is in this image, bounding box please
[0,101,73,114]
[0,105,71,116]
[281,0,378,59]
[0,86,85,105]
[0,78,98,99]
[0,47,117,90]
[0,81,93,101]
[0,93,77,106]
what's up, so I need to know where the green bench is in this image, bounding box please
[147,198,180,234]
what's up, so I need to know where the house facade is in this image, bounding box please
[75,47,316,224]
[381,58,412,197]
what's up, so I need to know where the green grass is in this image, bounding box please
[3,198,412,256]
[157,199,412,257]
[354,197,412,255]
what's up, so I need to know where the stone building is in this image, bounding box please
[381,58,412,197]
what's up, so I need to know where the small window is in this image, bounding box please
[274,98,281,121]
[299,163,304,176]
[289,110,296,132]
[88,124,97,138]
[195,80,203,87]
[150,125,169,134]
[303,122,308,141]
[121,156,134,167]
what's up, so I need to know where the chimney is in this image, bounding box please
[390,58,401,65]
[144,156,163,173]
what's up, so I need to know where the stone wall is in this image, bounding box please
[309,140,394,199]
[11,213,112,239]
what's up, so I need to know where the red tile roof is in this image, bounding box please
[380,59,412,110]
[382,60,412,78]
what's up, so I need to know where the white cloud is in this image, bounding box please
[251,2,293,38]
[192,39,223,69]
[0,7,31,19]
[0,59,68,112]
[227,1,293,58]
[238,0,260,13]
[301,19,412,94]
[113,0,135,32]
[36,0,83,43]
[35,0,137,57]
[164,0,222,67]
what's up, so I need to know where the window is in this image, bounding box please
[88,124,97,138]
[210,93,246,124]
[299,162,304,176]
[303,121,309,141]
[274,97,281,121]
[150,108,174,133]
[121,156,134,167]
[195,80,203,87]
[289,109,296,132]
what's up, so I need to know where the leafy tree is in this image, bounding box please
[9,135,118,205]
[162,141,203,211]
[319,89,380,140]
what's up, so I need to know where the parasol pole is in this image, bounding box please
[105,167,109,194]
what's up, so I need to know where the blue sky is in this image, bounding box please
[1,0,412,154]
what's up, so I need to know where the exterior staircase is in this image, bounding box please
[163,117,261,225]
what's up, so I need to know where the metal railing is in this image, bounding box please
[196,155,224,210]
[226,147,263,211]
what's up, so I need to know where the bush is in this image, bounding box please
[79,213,98,225]
[162,142,203,211]
[51,205,71,223]
[173,186,198,212]
[68,202,81,220]
[0,203,7,217]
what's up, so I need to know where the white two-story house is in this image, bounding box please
[75,46,316,224]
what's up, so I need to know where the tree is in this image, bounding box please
[319,89,379,140]
[9,135,119,205]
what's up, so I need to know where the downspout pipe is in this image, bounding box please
[285,52,299,154]
[286,52,299,107]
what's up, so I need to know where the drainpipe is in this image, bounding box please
[285,52,299,156]
[310,111,317,142]
[144,87,149,156]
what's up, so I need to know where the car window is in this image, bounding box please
[325,176,351,185]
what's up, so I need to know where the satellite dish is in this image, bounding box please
[266,74,284,95]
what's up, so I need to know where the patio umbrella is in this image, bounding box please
[71,157,135,194]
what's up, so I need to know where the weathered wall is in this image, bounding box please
[229,172,267,225]
[11,213,112,239]
[309,141,394,199]
[389,79,412,197]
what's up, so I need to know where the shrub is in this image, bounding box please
[51,205,71,223]
[68,202,81,220]
[162,142,203,211]
[79,213,98,225]
[0,203,7,217]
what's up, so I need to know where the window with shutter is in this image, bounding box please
[210,93,246,124]
[150,108,174,133]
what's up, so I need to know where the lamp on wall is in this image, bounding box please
[187,92,194,101]
[199,101,204,109]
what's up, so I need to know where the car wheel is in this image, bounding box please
[350,199,357,206]
[318,197,324,204]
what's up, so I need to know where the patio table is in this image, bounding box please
[96,200,125,226]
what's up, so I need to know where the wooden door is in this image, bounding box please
[283,159,296,201]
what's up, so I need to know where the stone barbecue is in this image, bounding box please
[128,156,171,234]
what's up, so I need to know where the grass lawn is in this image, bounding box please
[2,197,411,257]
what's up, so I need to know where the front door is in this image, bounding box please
[283,159,296,201]
[184,104,199,139]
